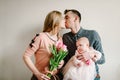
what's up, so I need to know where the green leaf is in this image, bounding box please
[48,44,68,79]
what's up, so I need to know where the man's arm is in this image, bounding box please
[93,31,105,64]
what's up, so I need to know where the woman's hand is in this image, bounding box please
[46,68,58,76]
[46,60,64,75]
[36,73,50,80]
[45,60,64,76]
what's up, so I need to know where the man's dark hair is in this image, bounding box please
[64,9,81,22]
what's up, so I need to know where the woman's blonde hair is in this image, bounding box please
[43,10,62,32]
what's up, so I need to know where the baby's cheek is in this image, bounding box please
[77,49,83,53]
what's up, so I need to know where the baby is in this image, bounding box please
[63,37,102,80]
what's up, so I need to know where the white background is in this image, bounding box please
[0,0,120,80]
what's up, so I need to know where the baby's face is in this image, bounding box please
[76,40,89,54]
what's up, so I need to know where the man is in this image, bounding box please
[62,9,105,80]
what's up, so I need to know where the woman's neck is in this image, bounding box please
[48,31,58,36]
[46,31,58,42]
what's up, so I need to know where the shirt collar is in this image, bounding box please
[71,27,83,36]
[70,27,83,41]
[76,27,83,36]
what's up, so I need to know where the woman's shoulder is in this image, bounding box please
[37,32,47,38]
[31,32,47,42]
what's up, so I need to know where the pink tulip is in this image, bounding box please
[61,45,67,51]
[56,40,67,51]
[55,40,63,50]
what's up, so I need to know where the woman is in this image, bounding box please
[23,10,65,80]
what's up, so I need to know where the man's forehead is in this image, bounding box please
[65,12,73,17]
[66,11,73,15]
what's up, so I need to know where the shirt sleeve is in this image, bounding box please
[92,31,105,64]
[24,34,41,57]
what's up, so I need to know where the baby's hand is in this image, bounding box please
[76,54,84,60]
[73,61,81,67]
[76,63,81,67]
[89,47,96,58]
[72,56,81,67]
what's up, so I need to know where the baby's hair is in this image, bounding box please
[77,37,90,47]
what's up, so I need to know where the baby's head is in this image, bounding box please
[76,37,90,53]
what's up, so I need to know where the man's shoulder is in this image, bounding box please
[83,28,97,33]
[82,28,98,36]
[63,32,72,36]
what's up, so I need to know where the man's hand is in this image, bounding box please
[58,60,64,69]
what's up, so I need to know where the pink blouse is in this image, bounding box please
[24,32,61,74]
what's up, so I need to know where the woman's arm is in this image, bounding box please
[23,34,50,80]
[23,51,50,80]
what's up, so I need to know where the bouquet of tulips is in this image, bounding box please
[47,40,68,78]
